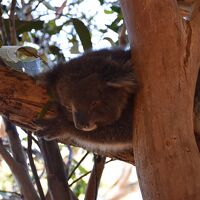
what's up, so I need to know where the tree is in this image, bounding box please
[0,0,200,200]
[120,0,200,199]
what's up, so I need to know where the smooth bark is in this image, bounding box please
[120,0,200,200]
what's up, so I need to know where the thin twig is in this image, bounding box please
[66,145,73,172]
[118,22,127,47]
[27,134,45,200]
[25,0,44,16]
[0,4,8,45]
[69,157,113,187]
[55,0,68,19]
[9,0,17,45]
[68,151,89,180]
[69,171,91,187]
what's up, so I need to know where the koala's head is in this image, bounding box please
[55,57,137,132]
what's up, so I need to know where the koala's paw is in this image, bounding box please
[33,118,61,140]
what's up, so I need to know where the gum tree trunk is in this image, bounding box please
[120,0,200,200]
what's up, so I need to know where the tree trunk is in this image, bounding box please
[120,0,200,200]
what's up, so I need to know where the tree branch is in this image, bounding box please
[9,0,17,45]
[0,60,135,164]
[68,151,89,180]
[0,5,8,45]
[27,134,45,200]
[84,155,106,200]
[0,139,40,200]
[39,139,71,200]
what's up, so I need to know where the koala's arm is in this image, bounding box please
[34,105,133,152]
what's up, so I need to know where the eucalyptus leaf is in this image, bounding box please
[45,20,63,35]
[104,10,114,14]
[3,19,44,35]
[71,18,92,51]
[103,37,115,46]
[111,5,121,14]
[98,0,104,5]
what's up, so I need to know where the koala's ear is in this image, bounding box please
[107,74,137,93]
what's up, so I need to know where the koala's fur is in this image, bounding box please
[35,49,137,153]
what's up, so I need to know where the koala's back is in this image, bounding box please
[44,48,132,86]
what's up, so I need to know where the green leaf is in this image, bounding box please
[70,41,80,54]
[21,32,31,43]
[44,20,63,35]
[104,10,114,14]
[103,37,115,46]
[106,16,123,33]
[49,45,61,55]
[106,23,119,33]
[49,45,65,61]
[111,5,121,14]
[71,18,92,51]
[98,0,104,5]
[4,19,44,35]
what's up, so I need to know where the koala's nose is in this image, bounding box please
[73,111,89,130]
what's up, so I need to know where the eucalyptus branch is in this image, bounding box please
[0,4,8,45]
[25,0,44,16]
[68,151,89,180]
[0,139,40,200]
[39,139,71,200]
[9,0,17,45]
[84,155,106,200]
[69,157,113,187]
[28,134,45,200]
[118,23,127,48]
[69,171,91,187]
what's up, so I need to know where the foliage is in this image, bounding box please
[1,0,123,63]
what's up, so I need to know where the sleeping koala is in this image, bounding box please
[35,48,137,153]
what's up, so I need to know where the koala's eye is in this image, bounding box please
[65,105,72,112]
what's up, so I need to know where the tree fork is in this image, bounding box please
[120,0,200,200]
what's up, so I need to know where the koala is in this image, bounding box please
[35,49,137,153]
